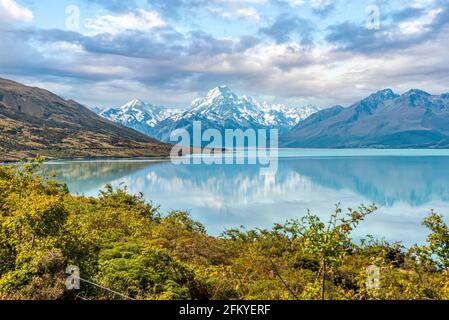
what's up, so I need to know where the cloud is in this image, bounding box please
[236,7,261,21]
[4,17,449,110]
[311,0,335,17]
[1,1,449,110]
[286,0,305,6]
[398,8,443,35]
[220,0,268,4]
[84,0,209,20]
[326,2,449,54]
[390,6,426,22]
[270,0,305,7]
[259,14,315,45]
[87,0,136,12]
[85,9,166,35]
[146,0,208,19]
[208,6,261,21]
[0,0,33,23]
[88,0,263,21]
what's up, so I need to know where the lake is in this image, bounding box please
[44,149,449,246]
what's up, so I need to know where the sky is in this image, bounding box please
[0,0,448,109]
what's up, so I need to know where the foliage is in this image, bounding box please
[418,211,449,269]
[1,160,449,300]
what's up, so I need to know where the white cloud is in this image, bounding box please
[3,0,448,109]
[398,8,442,35]
[311,0,333,10]
[287,0,305,6]
[408,0,436,9]
[216,0,267,3]
[0,0,33,23]
[211,6,261,21]
[85,9,166,35]
[236,7,261,20]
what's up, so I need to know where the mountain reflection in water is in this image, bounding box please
[45,154,449,246]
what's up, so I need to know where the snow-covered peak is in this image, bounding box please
[121,98,153,112]
[207,85,236,100]
[100,99,179,128]
[100,87,321,142]
[125,98,144,107]
[185,86,320,129]
[189,86,242,116]
[240,95,262,108]
[403,89,430,97]
[261,104,321,127]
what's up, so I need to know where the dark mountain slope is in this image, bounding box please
[0,78,172,161]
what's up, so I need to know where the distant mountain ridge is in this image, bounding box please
[5,76,447,156]
[281,88,449,148]
[100,99,180,138]
[99,85,320,143]
[0,78,172,161]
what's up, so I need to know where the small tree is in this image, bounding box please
[284,204,377,299]
[420,211,449,270]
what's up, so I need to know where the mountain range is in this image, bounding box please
[99,85,320,143]
[281,89,449,148]
[100,99,180,139]
[0,78,172,161]
[98,86,449,148]
[2,76,449,159]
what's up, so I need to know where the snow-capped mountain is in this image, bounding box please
[177,86,269,130]
[88,106,102,114]
[182,86,319,129]
[186,86,265,122]
[281,88,449,148]
[261,103,321,128]
[99,99,180,137]
[97,86,320,143]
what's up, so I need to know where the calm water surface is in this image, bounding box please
[44,149,449,246]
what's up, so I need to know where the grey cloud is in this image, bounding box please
[269,0,299,8]
[186,31,235,55]
[259,14,315,45]
[146,0,208,19]
[21,26,184,60]
[85,0,137,12]
[326,2,449,55]
[311,0,336,17]
[432,0,449,29]
[82,0,206,19]
[390,7,425,23]
[0,29,110,82]
[2,2,449,110]
[236,35,261,51]
[84,29,185,59]
[0,24,266,93]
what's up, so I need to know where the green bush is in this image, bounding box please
[1,160,449,300]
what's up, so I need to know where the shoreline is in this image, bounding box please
[5,147,449,164]
[0,145,211,164]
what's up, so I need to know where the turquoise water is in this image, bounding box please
[44,149,449,246]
